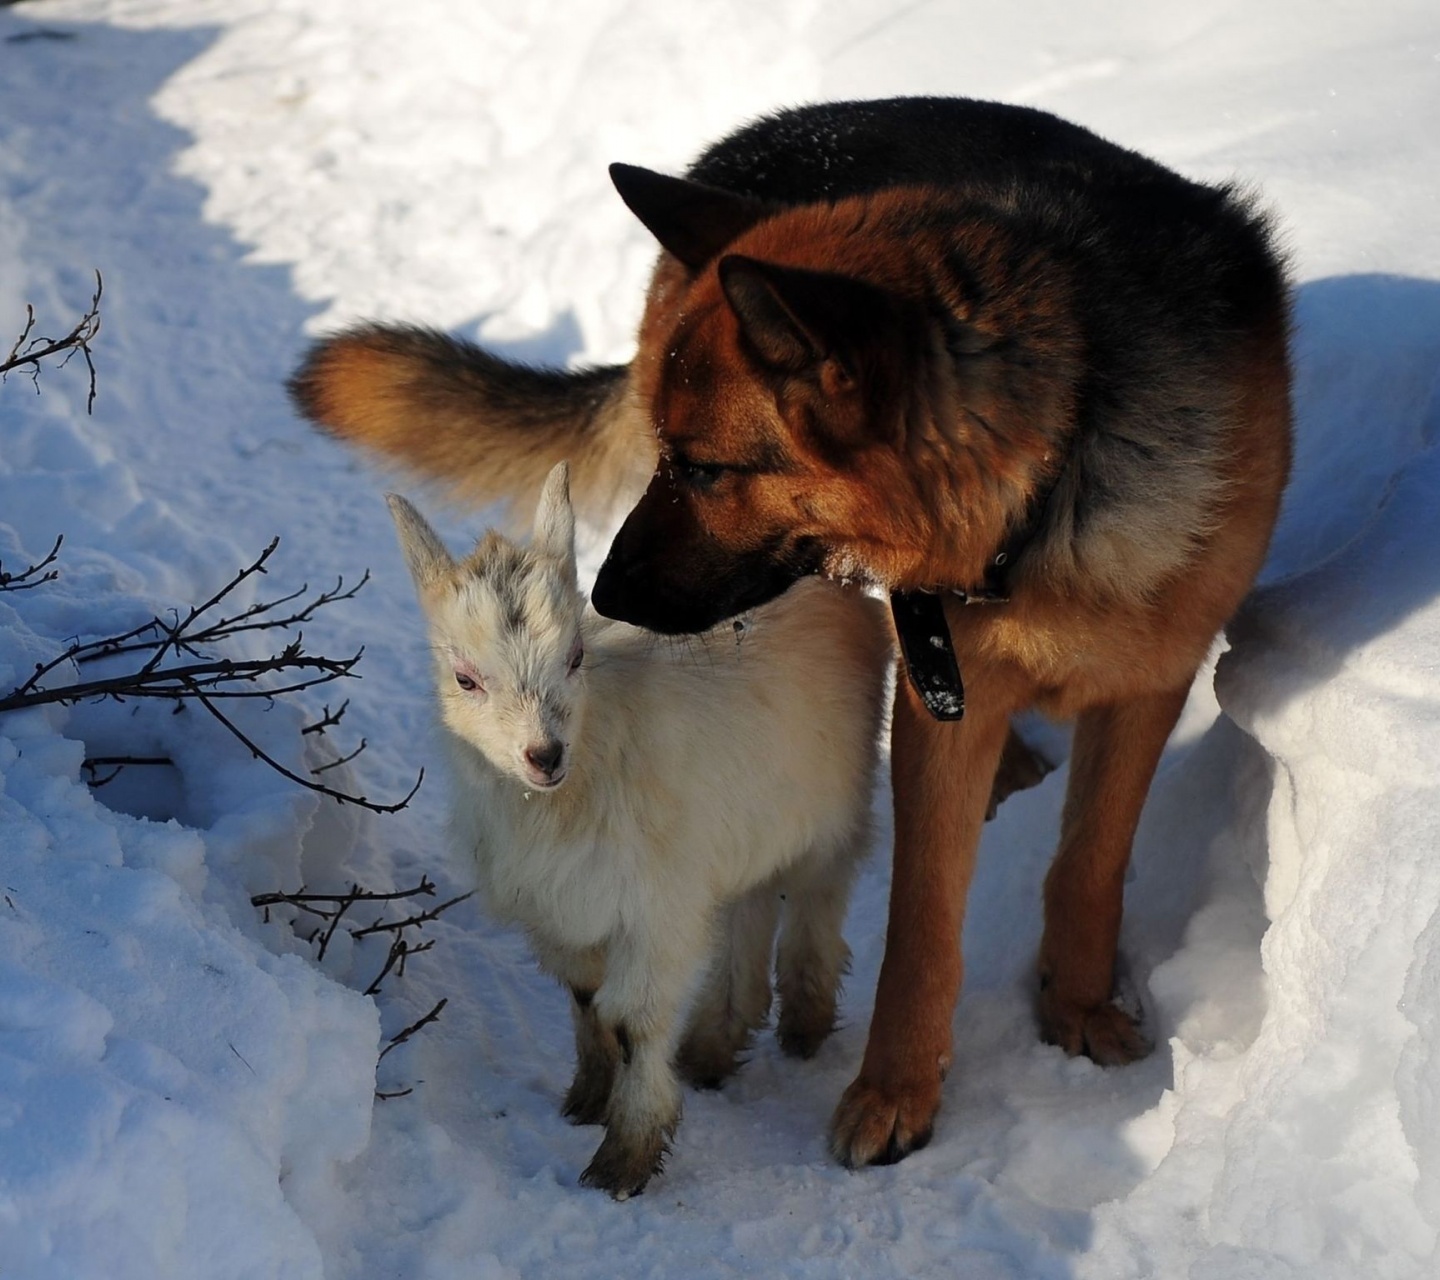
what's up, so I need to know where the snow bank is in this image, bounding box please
[1083,277,1440,1277]
[0,408,379,1276]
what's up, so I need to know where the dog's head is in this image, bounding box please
[389,464,589,791]
[594,167,944,634]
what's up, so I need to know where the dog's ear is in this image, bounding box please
[534,461,577,585]
[387,494,456,593]
[610,164,770,271]
[718,254,901,380]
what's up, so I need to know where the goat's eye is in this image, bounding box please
[567,643,584,674]
[455,672,480,692]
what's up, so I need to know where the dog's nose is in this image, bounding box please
[524,740,564,777]
[591,550,643,622]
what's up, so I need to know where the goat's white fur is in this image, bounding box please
[389,463,890,1197]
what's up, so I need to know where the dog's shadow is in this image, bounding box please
[1264,273,1440,599]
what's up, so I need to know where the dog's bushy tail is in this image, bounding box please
[288,323,654,523]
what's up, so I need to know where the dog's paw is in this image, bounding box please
[828,1074,940,1168]
[1037,989,1152,1066]
[578,1127,668,1201]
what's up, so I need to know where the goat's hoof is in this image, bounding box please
[579,1127,668,1200]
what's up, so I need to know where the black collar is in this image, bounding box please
[890,469,1060,721]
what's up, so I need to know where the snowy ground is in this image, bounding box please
[1,1,1438,1277]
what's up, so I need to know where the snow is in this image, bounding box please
[1,0,1438,1276]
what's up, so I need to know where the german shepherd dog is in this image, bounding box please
[290,97,1292,1169]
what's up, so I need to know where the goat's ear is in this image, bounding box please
[610,164,770,270]
[534,462,577,586]
[386,493,455,592]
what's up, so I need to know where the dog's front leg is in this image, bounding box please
[1036,684,1189,1063]
[830,671,1011,1167]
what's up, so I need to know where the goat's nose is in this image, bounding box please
[524,740,564,777]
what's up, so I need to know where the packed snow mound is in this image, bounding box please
[0,441,379,1278]
[1083,276,1440,1277]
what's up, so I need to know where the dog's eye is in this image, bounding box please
[676,458,726,492]
[454,671,481,692]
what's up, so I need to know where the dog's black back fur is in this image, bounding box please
[687,97,1167,201]
[686,98,1279,320]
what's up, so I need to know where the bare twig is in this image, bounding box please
[0,650,361,713]
[0,535,63,593]
[250,878,466,1093]
[2,272,102,411]
[251,878,440,912]
[82,755,173,788]
[0,538,420,814]
[187,687,423,814]
[313,886,358,962]
[378,999,447,1061]
[350,891,474,939]
[363,936,437,997]
[6,538,284,699]
[252,877,463,996]
[302,700,350,736]
[311,737,367,775]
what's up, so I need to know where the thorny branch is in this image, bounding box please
[378,1000,448,1062]
[186,684,423,813]
[0,649,363,713]
[82,754,173,788]
[0,535,63,593]
[302,700,351,736]
[251,880,469,1091]
[0,538,421,813]
[363,936,437,997]
[2,272,103,412]
[252,877,445,916]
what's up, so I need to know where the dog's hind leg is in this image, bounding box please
[1035,684,1189,1064]
[676,889,780,1089]
[774,823,868,1059]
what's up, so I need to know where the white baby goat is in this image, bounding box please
[389,462,889,1197]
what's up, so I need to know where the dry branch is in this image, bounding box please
[378,999,448,1062]
[82,754,174,788]
[251,878,469,987]
[251,878,470,1094]
[2,272,102,411]
[0,536,63,593]
[0,538,421,813]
